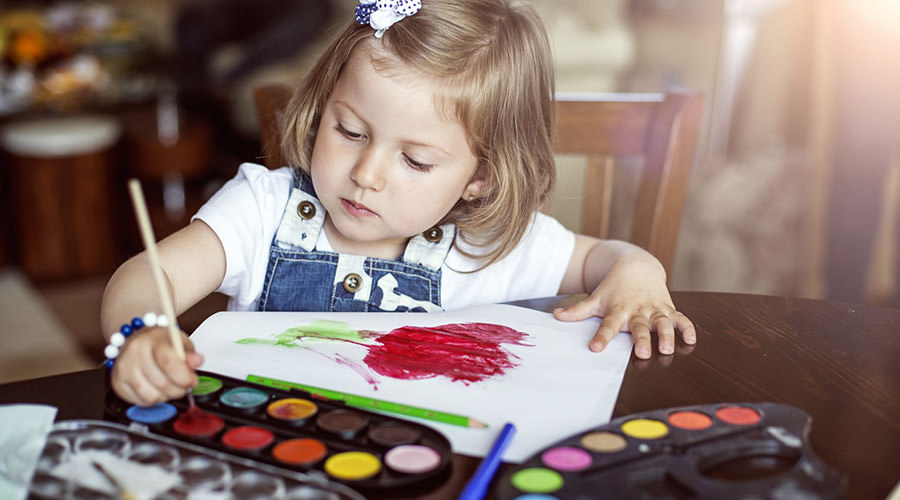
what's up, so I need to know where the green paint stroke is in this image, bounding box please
[235,320,366,347]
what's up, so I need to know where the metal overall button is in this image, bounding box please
[297,201,316,219]
[423,226,442,242]
[342,273,362,293]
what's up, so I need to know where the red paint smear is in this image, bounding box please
[334,353,380,390]
[172,407,225,437]
[362,322,530,384]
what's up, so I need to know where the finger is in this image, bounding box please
[118,385,144,406]
[186,351,205,370]
[553,295,602,322]
[588,311,627,353]
[111,369,145,406]
[183,333,197,353]
[113,358,165,405]
[629,317,653,359]
[132,338,189,400]
[127,371,167,406]
[141,358,186,401]
[153,347,197,396]
[652,314,675,355]
[673,312,697,344]
[183,333,205,372]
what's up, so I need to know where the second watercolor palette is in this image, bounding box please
[104,370,452,492]
[30,420,365,500]
[494,402,844,500]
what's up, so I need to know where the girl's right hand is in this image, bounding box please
[110,327,205,406]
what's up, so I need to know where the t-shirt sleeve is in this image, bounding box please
[192,163,292,310]
[442,213,576,309]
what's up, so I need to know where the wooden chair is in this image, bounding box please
[253,84,293,170]
[254,85,703,276]
[554,91,703,276]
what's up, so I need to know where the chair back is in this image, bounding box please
[253,86,703,276]
[554,91,703,275]
[253,84,293,169]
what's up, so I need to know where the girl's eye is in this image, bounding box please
[403,153,434,172]
[336,123,365,141]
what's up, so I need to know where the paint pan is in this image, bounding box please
[172,408,225,438]
[103,370,452,492]
[30,420,365,500]
[126,442,179,468]
[73,428,130,455]
[384,444,442,474]
[494,402,846,499]
[231,470,286,499]
[368,421,423,448]
[219,386,269,412]
[316,409,369,439]
[267,398,318,425]
[192,375,224,400]
[125,403,176,425]
[324,451,382,481]
[272,438,327,467]
[222,426,275,452]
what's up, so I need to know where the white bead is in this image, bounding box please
[104,344,119,359]
[157,314,169,327]
[143,312,158,327]
[110,332,126,347]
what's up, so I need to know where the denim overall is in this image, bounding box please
[257,171,454,312]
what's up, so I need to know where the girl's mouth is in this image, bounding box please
[341,198,377,217]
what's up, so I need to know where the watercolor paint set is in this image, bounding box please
[102,370,453,492]
[30,420,365,500]
[494,402,845,500]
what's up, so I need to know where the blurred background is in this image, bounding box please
[1,0,898,383]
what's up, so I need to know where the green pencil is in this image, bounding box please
[246,373,487,429]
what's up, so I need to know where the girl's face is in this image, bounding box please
[310,39,483,259]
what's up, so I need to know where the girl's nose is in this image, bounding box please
[350,148,387,191]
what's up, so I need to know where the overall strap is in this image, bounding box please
[272,170,324,251]
[402,223,456,271]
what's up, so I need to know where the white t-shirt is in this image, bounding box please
[194,163,576,311]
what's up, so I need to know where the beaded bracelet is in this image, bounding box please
[103,312,169,369]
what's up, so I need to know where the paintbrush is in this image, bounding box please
[92,460,139,500]
[127,179,196,408]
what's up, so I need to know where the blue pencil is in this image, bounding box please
[457,422,516,500]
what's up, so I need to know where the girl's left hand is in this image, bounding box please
[553,260,696,359]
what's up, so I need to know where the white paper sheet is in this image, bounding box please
[191,304,631,462]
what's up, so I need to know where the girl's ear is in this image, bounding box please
[462,165,488,201]
[462,181,484,201]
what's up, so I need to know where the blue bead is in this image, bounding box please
[131,317,144,330]
[104,359,115,369]
[120,324,133,336]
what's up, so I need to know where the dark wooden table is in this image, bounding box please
[2,292,898,499]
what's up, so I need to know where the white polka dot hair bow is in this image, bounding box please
[355,0,422,38]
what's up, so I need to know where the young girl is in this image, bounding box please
[102,0,696,406]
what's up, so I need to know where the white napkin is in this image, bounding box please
[0,404,57,500]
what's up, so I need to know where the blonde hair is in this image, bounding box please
[281,0,556,268]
